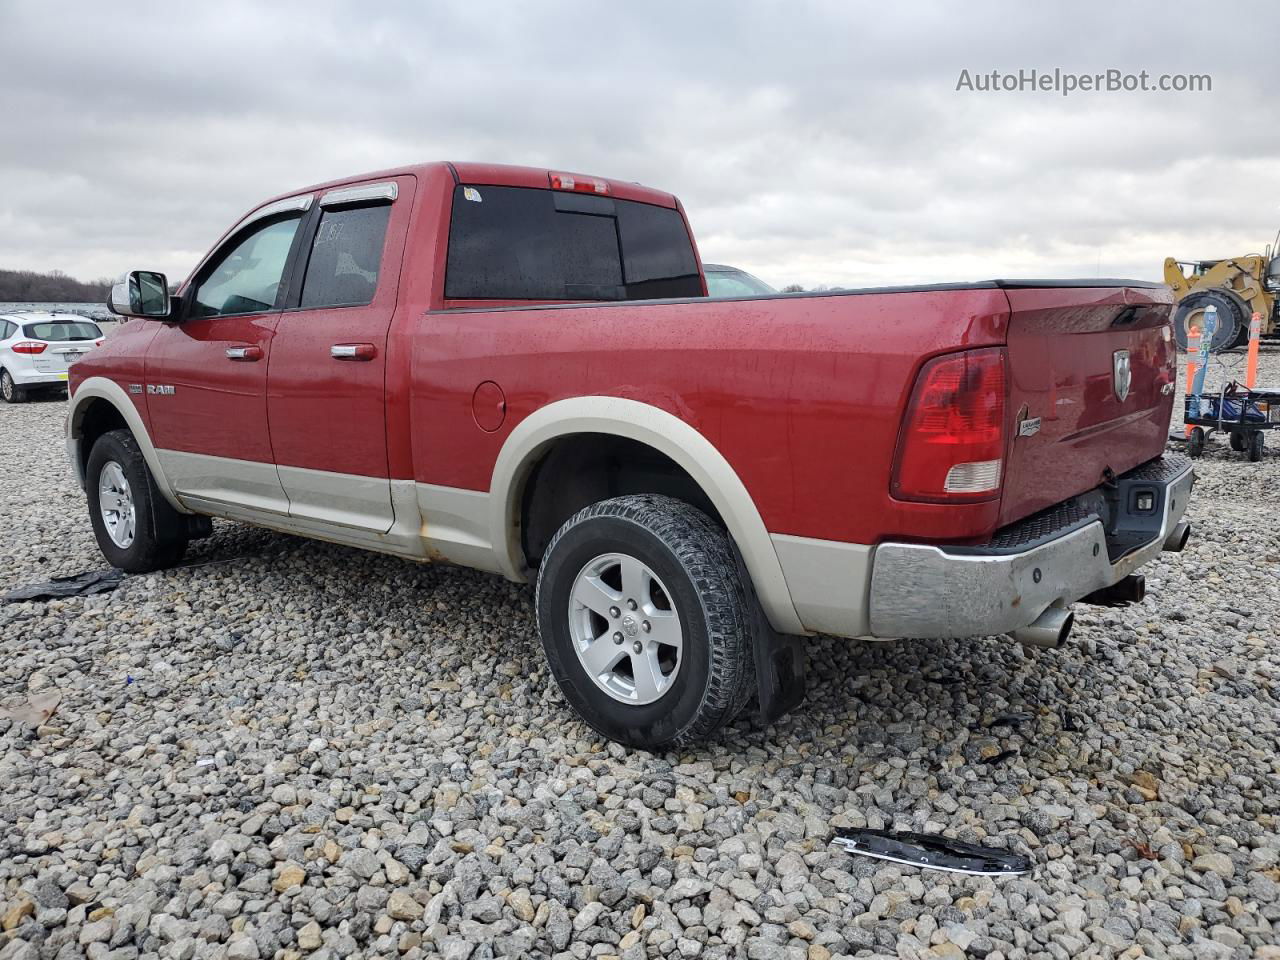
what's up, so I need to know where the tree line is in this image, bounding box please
[0,269,111,303]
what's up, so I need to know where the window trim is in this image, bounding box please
[231,194,313,234]
[320,182,397,207]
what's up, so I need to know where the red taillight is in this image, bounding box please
[549,171,609,195]
[12,341,46,355]
[892,347,1007,502]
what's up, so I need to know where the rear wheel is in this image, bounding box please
[1187,426,1206,458]
[1248,431,1265,462]
[87,429,188,572]
[1229,431,1247,452]
[1173,291,1243,352]
[0,369,25,404]
[535,494,754,749]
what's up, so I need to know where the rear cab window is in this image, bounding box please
[22,320,102,341]
[444,185,702,301]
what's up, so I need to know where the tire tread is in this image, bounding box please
[536,494,756,748]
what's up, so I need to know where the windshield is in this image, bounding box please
[705,268,775,298]
[22,320,102,341]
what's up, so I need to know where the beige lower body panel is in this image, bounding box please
[159,449,503,569]
[159,449,291,516]
[771,533,875,639]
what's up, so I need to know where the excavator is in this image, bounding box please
[1164,238,1280,350]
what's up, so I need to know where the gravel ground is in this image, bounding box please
[2,350,1279,960]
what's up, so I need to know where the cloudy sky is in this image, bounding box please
[2,1,1278,290]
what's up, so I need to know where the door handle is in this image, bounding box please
[331,343,377,361]
[225,345,262,361]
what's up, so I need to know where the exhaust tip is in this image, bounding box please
[1164,521,1191,553]
[1010,606,1074,649]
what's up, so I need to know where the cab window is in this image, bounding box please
[191,215,303,318]
[299,204,392,308]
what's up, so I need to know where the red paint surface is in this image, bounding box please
[999,286,1175,525]
[265,175,416,479]
[74,162,1174,549]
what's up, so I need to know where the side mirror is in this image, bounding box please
[109,270,172,319]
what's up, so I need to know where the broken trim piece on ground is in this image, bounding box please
[2,568,124,602]
[831,828,1032,876]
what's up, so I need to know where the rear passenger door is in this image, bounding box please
[266,177,414,533]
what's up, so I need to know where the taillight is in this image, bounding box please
[548,171,609,195]
[892,347,1007,502]
[12,341,46,355]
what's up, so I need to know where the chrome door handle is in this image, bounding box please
[225,345,262,361]
[331,343,376,361]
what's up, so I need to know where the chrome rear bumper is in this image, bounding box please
[867,456,1195,639]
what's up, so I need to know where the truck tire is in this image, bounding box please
[1,369,26,404]
[1173,291,1243,352]
[86,429,188,572]
[535,494,754,749]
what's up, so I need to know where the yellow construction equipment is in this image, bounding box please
[1164,239,1280,350]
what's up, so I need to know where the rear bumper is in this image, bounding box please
[11,368,70,387]
[867,455,1195,639]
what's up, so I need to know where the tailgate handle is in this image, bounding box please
[331,343,377,361]
[225,345,262,362]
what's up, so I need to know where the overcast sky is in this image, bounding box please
[2,1,1278,290]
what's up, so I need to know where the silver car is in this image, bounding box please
[0,312,104,403]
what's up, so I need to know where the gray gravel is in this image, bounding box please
[2,349,1279,960]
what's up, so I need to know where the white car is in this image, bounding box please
[0,312,104,403]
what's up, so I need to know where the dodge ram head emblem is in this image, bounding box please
[1113,350,1131,402]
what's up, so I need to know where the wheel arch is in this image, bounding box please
[68,376,188,513]
[489,396,805,635]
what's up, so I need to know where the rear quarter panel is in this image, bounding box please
[410,287,1012,545]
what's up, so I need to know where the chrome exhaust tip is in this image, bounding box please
[1163,521,1191,553]
[1010,606,1074,649]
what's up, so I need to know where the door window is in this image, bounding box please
[191,215,303,318]
[299,204,392,308]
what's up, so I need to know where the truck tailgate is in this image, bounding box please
[998,282,1177,527]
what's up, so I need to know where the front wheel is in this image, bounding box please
[535,494,754,749]
[86,429,189,572]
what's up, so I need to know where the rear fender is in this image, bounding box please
[489,396,806,636]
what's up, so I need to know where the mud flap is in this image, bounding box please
[731,544,806,724]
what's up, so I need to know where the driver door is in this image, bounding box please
[146,204,309,515]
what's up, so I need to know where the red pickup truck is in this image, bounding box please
[68,161,1194,748]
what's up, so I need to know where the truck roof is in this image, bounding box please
[265,161,679,210]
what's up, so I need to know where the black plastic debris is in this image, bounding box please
[982,748,1020,766]
[2,569,124,603]
[831,828,1032,876]
[988,712,1034,728]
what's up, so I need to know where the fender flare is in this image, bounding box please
[67,376,188,513]
[488,396,805,636]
